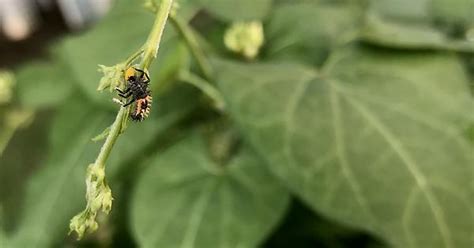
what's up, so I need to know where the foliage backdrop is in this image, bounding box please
[0,0,473,247]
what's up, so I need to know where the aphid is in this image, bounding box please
[115,67,153,121]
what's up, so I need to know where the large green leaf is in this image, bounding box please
[196,0,273,21]
[265,2,362,66]
[131,134,289,248]
[215,48,474,248]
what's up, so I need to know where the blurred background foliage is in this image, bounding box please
[0,0,473,247]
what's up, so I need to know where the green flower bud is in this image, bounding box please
[101,186,113,214]
[224,21,264,60]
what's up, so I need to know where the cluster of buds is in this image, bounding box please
[69,163,113,239]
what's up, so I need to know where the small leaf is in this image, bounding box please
[131,134,290,248]
[215,48,474,248]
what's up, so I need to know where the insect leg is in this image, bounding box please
[115,87,130,94]
[123,98,136,107]
[118,91,133,98]
[134,68,150,83]
[142,72,150,83]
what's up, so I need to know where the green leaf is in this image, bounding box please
[215,48,474,248]
[363,0,474,51]
[131,134,289,248]
[368,0,431,21]
[15,60,74,108]
[0,110,45,231]
[58,0,190,109]
[430,0,474,27]
[196,0,273,21]
[0,207,8,246]
[265,2,362,66]
[0,228,8,248]
[362,13,474,52]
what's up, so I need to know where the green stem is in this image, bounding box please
[93,0,174,169]
[179,71,225,111]
[170,15,213,81]
[125,49,144,66]
[0,127,16,157]
[141,0,174,69]
[94,108,127,169]
[70,0,174,240]
[0,111,33,157]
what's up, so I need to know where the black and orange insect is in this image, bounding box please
[115,67,153,121]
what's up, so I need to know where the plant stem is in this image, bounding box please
[179,71,225,111]
[0,126,16,157]
[70,0,175,239]
[125,49,144,66]
[170,15,213,81]
[94,108,126,169]
[141,0,174,69]
[93,0,173,168]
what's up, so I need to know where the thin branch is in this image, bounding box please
[179,71,225,111]
[70,0,174,240]
[170,15,214,81]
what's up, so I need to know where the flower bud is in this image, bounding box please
[224,21,264,60]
